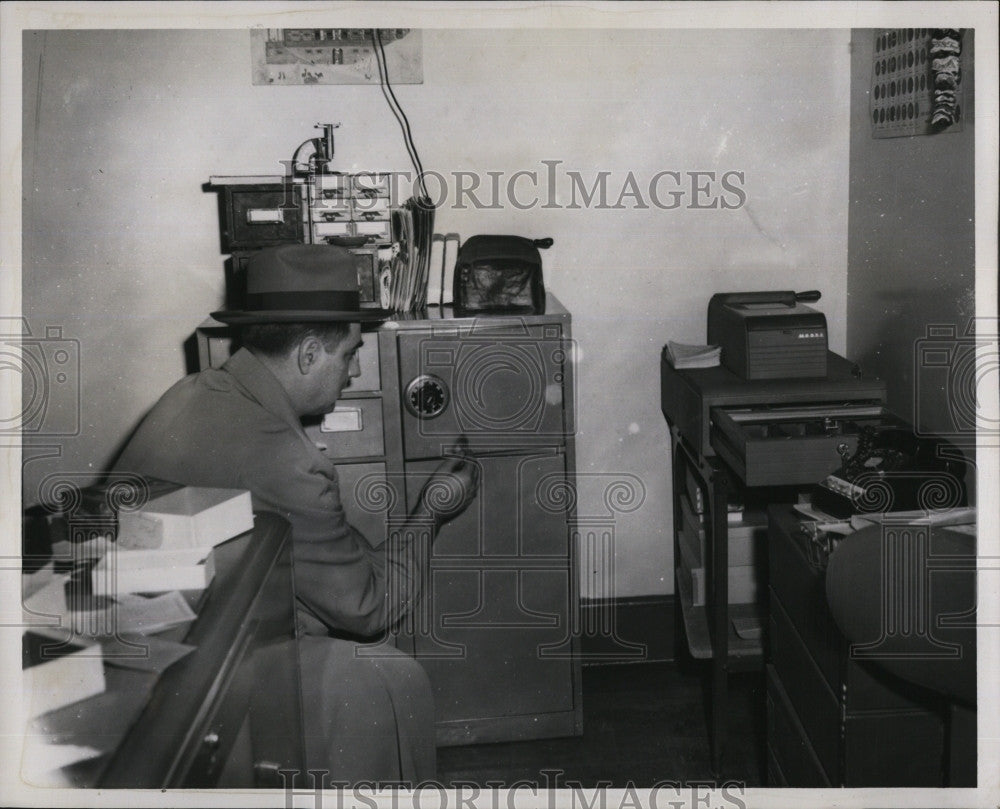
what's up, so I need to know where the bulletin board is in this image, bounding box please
[251,28,423,85]
[871,28,963,138]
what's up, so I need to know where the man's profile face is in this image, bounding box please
[308,323,363,415]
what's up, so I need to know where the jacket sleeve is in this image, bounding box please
[239,430,427,639]
[113,366,426,640]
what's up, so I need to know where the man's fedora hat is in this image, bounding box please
[211,244,389,325]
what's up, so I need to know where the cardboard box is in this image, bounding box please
[22,632,105,717]
[677,534,760,607]
[91,546,216,596]
[680,493,764,568]
[686,564,760,607]
[116,487,253,550]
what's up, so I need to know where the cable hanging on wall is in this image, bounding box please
[372,28,430,204]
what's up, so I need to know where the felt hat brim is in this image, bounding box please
[211,308,391,325]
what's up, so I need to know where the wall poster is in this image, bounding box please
[251,28,423,85]
[871,28,964,138]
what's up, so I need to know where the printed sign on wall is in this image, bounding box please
[251,28,423,85]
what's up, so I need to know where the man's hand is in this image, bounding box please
[414,436,480,530]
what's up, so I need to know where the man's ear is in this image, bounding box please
[296,335,324,375]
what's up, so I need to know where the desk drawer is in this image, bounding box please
[766,664,830,787]
[841,710,944,787]
[305,397,384,459]
[769,597,840,779]
[96,518,301,788]
[710,404,899,486]
[770,590,946,786]
[185,633,256,787]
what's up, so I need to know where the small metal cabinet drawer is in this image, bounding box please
[220,183,303,251]
[709,403,896,487]
[305,397,384,460]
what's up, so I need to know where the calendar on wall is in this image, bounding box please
[870,28,963,138]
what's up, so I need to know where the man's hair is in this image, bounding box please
[238,322,351,358]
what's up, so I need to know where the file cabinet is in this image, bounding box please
[196,296,582,745]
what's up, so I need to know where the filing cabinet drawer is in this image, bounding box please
[305,398,384,459]
[218,183,303,251]
[346,336,381,392]
[197,326,235,371]
[396,324,570,460]
[770,588,946,786]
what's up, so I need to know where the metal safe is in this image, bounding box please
[197,297,582,746]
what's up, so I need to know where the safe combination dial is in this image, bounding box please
[404,374,449,419]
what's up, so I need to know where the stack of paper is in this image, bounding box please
[23,572,198,637]
[116,486,253,550]
[664,341,721,369]
[22,631,105,718]
[83,485,253,596]
[678,493,765,607]
[385,197,435,311]
[91,547,215,596]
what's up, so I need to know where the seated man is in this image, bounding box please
[114,244,478,783]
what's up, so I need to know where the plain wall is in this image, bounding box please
[847,30,976,478]
[21,28,851,598]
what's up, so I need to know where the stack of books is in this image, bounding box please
[663,341,721,369]
[91,486,253,597]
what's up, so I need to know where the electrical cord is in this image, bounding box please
[372,28,430,204]
[372,30,422,188]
